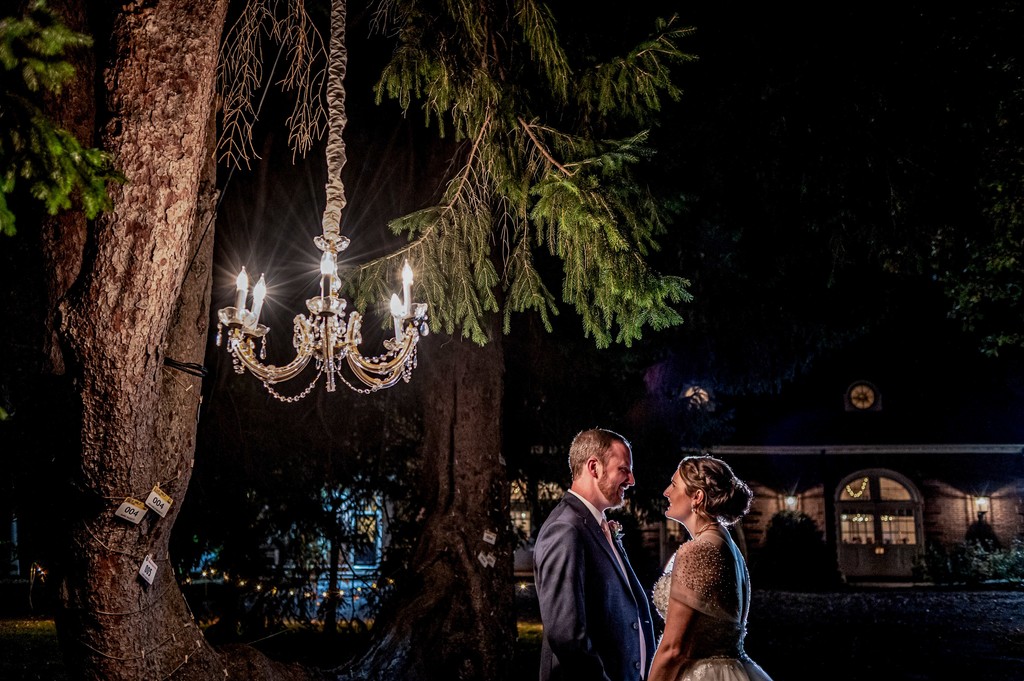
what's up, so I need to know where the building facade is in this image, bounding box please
[715,444,1023,582]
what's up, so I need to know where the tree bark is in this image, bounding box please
[37,2,317,679]
[343,321,517,681]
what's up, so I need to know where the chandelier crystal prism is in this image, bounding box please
[215,0,428,400]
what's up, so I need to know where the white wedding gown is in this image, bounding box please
[651,527,774,681]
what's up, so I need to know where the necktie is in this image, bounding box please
[601,519,625,574]
[600,518,615,548]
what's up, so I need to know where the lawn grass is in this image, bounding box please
[0,618,68,681]
[0,618,543,680]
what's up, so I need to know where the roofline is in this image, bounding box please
[710,444,1024,456]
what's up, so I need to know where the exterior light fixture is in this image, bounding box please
[974,495,990,522]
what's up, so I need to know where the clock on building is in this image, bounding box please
[845,381,880,411]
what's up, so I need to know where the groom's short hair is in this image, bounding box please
[568,428,631,480]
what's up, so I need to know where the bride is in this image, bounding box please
[647,454,774,681]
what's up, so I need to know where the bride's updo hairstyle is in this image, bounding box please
[678,454,753,526]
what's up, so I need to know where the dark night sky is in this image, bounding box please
[203,1,1024,462]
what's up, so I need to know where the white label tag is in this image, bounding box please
[477,551,491,568]
[482,530,497,545]
[145,486,174,518]
[115,498,147,524]
[139,554,158,584]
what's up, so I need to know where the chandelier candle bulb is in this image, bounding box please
[390,294,405,340]
[251,274,267,325]
[402,260,413,314]
[235,268,248,311]
[320,251,336,276]
[320,251,336,297]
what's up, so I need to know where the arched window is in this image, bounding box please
[835,469,923,579]
[839,474,917,544]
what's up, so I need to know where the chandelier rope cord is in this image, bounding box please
[321,0,348,240]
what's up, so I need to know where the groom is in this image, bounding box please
[534,428,655,681]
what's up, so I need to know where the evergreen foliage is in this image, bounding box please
[0,0,121,237]
[926,2,1024,356]
[350,0,694,346]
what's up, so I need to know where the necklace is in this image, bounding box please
[693,521,720,537]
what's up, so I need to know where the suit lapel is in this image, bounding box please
[564,495,633,588]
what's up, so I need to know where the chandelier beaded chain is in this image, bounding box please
[215,0,428,399]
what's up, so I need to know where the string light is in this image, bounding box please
[845,477,868,498]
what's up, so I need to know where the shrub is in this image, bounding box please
[914,539,1024,585]
[751,510,841,590]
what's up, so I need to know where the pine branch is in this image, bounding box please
[218,0,327,168]
[358,1,694,346]
[0,0,121,237]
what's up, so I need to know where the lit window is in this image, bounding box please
[685,386,710,405]
[511,479,532,537]
[836,471,920,550]
[537,482,564,500]
[879,509,916,545]
[347,501,382,568]
[840,513,876,544]
[879,477,912,500]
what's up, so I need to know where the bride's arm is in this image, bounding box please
[647,597,699,681]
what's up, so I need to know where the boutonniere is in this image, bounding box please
[607,520,624,541]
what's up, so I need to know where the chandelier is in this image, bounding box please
[215,0,428,400]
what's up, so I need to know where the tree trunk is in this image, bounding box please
[344,321,516,681]
[324,525,341,636]
[38,2,317,680]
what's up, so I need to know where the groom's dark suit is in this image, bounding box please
[534,493,655,681]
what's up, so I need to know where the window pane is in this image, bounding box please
[840,512,876,544]
[513,509,531,535]
[878,477,912,500]
[537,482,564,500]
[840,478,871,501]
[880,509,916,545]
[351,510,379,567]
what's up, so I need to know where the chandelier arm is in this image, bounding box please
[232,338,314,384]
[345,350,414,390]
[345,335,417,375]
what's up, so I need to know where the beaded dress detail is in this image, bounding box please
[651,527,774,681]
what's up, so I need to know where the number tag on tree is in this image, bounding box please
[482,530,497,545]
[138,554,158,584]
[145,486,174,518]
[115,498,147,524]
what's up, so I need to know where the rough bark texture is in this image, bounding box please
[342,323,517,681]
[37,2,318,680]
